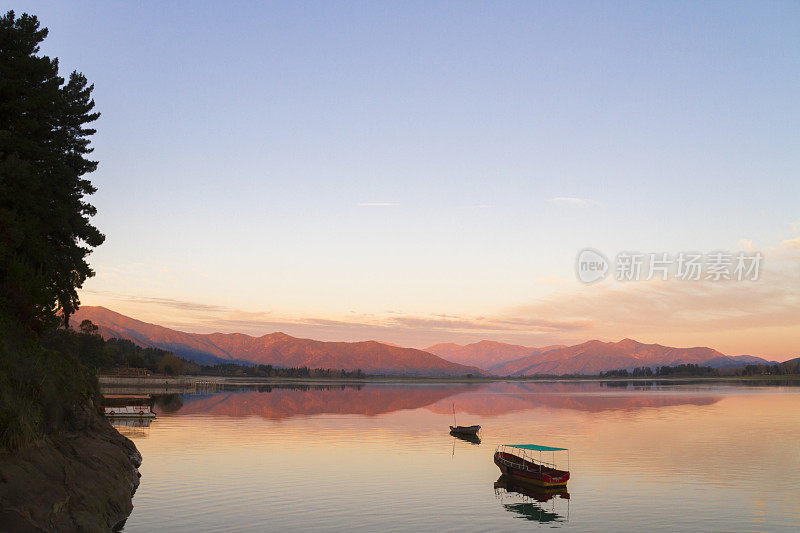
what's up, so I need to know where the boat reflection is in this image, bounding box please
[450,431,481,445]
[494,475,569,523]
[110,416,154,438]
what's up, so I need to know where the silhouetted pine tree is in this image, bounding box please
[0,10,103,334]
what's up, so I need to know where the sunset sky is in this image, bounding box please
[21,1,799,359]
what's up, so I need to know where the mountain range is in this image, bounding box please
[72,306,775,376]
[425,341,565,370]
[487,339,771,376]
[70,307,484,376]
[425,338,774,375]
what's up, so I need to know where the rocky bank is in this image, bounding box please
[0,404,141,532]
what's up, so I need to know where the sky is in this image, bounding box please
[15,1,800,359]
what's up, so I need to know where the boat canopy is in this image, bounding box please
[505,444,567,452]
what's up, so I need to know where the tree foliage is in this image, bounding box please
[0,312,101,451]
[738,358,800,376]
[0,10,103,334]
[39,325,196,376]
[600,364,718,378]
[197,363,366,379]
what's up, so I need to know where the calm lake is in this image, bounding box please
[112,381,800,532]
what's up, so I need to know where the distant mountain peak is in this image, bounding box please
[262,331,294,340]
[426,342,463,350]
[426,340,549,371]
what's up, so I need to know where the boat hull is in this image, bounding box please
[494,452,570,487]
[449,425,480,435]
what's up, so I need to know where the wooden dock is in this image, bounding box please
[98,375,224,395]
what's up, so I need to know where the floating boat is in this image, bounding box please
[449,424,481,436]
[103,394,156,419]
[494,444,570,487]
[449,403,481,436]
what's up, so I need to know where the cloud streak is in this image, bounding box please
[781,237,800,249]
[548,197,600,208]
[84,291,232,313]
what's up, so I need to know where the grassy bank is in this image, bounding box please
[0,316,101,451]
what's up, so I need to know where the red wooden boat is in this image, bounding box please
[494,444,570,487]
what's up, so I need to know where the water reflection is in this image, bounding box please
[153,393,183,413]
[110,417,154,438]
[494,476,570,523]
[117,382,800,532]
[428,382,723,416]
[450,431,481,445]
[149,381,726,420]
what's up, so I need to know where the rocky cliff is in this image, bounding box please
[0,402,141,532]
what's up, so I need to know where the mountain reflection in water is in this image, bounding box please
[151,381,723,420]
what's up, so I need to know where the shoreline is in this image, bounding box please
[98,373,800,392]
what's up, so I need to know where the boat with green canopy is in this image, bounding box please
[494,444,570,487]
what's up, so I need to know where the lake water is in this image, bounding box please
[112,381,800,532]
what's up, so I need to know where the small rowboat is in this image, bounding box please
[449,402,480,436]
[450,424,481,436]
[494,444,570,488]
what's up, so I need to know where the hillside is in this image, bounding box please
[425,340,565,370]
[489,338,773,376]
[70,308,776,377]
[71,307,484,376]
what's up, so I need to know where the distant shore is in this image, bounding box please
[98,373,800,393]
